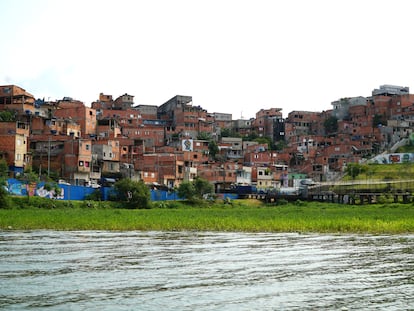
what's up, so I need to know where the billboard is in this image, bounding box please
[182,139,193,152]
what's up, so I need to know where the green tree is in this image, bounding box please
[0,159,8,178]
[197,132,211,140]
[346,163,367,179]
[324,116,338,135]
[274,140,287,151]
[373,114,386,127]
[17,169,39,199]
[253,137,272,150]
[177,177,214,202]
[208,140,219,160]
[221,128,241,138]
[177,181,196,201]
[220,128,232,137]
[0,110,16,122]
[113,179,151,209]
[193,177,214,198]
[0,183,10,208]
[0,159,10,208]
[244,132,259,141]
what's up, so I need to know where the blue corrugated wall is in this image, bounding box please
[6,179,238,201]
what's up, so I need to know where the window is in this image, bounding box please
[85,144,90,150]
[79,161,84,166]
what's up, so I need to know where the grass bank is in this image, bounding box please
[1,199,414,234]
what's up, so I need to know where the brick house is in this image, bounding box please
[54,99,96,139]
[62,138,93,185]
[0,85,36,116]
[0,121,30,176]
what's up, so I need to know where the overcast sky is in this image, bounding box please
[1,0,413,118]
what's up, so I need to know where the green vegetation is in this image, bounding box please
[220,128,241,138]
[208,140,219,159]
[395,144,414,153]
[2,162,414,233]
[1,197,414,234]
[177,177,214,203]
[331,163,414,197]
[345,163,368,179]
[324,116,338,135]
[373,114,386,127]
[342,163,414,181]
[112,179,151,209]
[0,159,10,208]
[0,110,16,122]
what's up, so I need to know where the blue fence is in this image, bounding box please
[6,179,239,202]
[6,178,98,200]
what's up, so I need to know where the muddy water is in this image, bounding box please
[1,231,413,310]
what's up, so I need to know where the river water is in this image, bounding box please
[1,231,413,310]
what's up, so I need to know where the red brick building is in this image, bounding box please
[0,121,30,175]
[54,99,96,139]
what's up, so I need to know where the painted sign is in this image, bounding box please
[368,153,414,164]
[182,139,193,152]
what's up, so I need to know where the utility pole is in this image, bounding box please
[38,143,43,179]
[47,136,51,177]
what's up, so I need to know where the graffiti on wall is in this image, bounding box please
[36,186,64,199]
[368,153,414,164]
[6,179,64,199]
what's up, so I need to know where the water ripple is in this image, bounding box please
[1,231,413,310]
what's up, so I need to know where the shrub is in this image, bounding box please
[276,199,289,205]
[153,201,180,209]
[85,189,102,201]
[113,179,151,209]
[0,186,10,209]
[81,200,98,208]
[177,177,214,202]
[294,199,306,206]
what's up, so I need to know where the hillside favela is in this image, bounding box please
[1,83,413,201]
